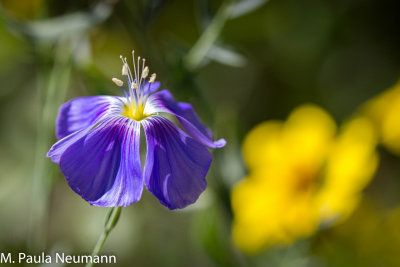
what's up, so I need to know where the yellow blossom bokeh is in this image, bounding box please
[231,105,379,253]
[364,80,400,155]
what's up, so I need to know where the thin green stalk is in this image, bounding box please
[86,207,122,267]
[29,41,72,251]
[183,0,235,71]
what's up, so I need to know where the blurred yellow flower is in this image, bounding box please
[364,79,400,155]
[231,105,379,253]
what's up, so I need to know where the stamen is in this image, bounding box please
[132,50,137,78]
[119,55,137,106]
[122,64,128,76]
[142,66,149,79]
[118,51,158,119]
[149,73,156,83]
[112,78,124,87]
[137,56,141,86]
[132,51,139,91]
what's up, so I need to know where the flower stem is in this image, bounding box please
[183,0,234,71]
[86,207,122,267]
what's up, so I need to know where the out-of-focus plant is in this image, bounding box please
[315,199,400,267]
[184,0,269,70]
[0,0,116,251]
[231,105,379,253]
[363,79,400,155]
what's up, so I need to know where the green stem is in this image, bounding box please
[28,41,72,251]
[86,207,122,267]
[183,0,234,71]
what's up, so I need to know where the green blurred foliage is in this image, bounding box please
[0,0,399,266]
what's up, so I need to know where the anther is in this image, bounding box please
[149,73,156,83]
[122,64,128,75]
[142,66,149,79]
[112,78,124,87]
[131,82,138,89]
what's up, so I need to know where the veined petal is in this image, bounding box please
[56,96,124,139]
[142,116,212,210]
[58,115,143,207]
[47,126,92,164]
[147,90,226,149]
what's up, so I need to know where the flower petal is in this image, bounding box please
[56,96,123,139]
[58,116,143,207]
[142,116,212,210]
[47,126,92,164]
[142,81,161,95]
[126,80,160,97]
[148,90,226,148]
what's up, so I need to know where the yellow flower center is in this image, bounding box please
[121,103,151,121]
[292,167,317,194]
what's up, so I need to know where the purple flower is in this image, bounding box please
[47,52,226,209]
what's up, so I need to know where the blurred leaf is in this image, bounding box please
[0,2,112,42]
[196,0,213,30]
[184,0,234,71]
[230,0,269,19]
[185,0,267,70]
[206,44,247,67]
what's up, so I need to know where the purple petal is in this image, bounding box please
[47,126,92,164]
[142,81,161,95]
[56,96,124,139]
[126,79,160,96]
[58,116,143,207]
[148,90,226,149]
[142,116,212,210]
